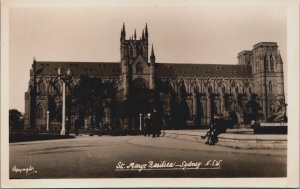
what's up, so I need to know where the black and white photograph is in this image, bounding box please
[1,0,299,188]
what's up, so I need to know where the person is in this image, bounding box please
[74,116,79,136]
[201,115,219,144]
[250,119,258,129]
[201,114,229,145]
[152,108,159,137]
[144,113,152,137]
[164,111,173,130]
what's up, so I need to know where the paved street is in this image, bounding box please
[9,135,287,178]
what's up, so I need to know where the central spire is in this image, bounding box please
[134,29,137,39]
[145,23,148,36]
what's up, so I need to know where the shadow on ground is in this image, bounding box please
[9,134,76,143]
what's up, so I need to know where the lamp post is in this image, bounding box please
[139,113,142,131]
[264,58,268,121]
[58,67,71,136]
[46,111,49,131]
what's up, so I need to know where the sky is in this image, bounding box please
[8,0,287,113]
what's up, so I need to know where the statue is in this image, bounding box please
[269,98,287,122]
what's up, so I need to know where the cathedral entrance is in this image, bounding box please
[119,78,156,130]
[131,78,153,130]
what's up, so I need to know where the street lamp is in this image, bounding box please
[46,111,49,131]
[105,116,108,124]
[139,113,142,131]
[57,67,71,136]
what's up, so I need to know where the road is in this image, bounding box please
[9,135,287,178]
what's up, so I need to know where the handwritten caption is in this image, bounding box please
[115,160,222,172]
[12,165,38,175]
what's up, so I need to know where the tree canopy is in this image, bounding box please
[9,109,24,130]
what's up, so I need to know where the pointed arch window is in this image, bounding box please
[39,82,46,92]
[136,62,144,74]
[208,85,212,93]
[36,103,44,118]
[269,81,273,92]
[51,82,61,93]
[222,85,226,93]
[270,55,275,71]
[264,56,270,71]
[235,86,239,94]
[134,78,148,88]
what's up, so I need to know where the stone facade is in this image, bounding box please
[24,23,286,130]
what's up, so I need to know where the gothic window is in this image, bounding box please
[249,87,252,93]
[134,78,148,88]
[256,62,259,72]
[264,55,270,71]
[39,82,46,92]
[36,103,44,118]
[269,81,273,92]
[235,86,239,94]
[51,82,61,93]
[270,55,274,71]
[208,85,212,93]
[222,85,225,93]
[136,62,144,74]
[140,46,143,55]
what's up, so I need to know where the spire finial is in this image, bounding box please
[151,44,154,56]
[134,29,137,39]
[121,22,126,40]
[145,23,148,37]
[150,44,155,63]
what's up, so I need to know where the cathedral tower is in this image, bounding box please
[251,42,285,120]
[120,23,154,99]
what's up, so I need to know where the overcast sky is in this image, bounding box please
[8,0,287,112]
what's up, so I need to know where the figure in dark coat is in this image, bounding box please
[74,116,79,136]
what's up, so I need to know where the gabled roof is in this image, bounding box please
[33,61,252,78]
[156,63,252,77]
[34,61,121,76]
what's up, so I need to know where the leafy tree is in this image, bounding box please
[48,95,59,121]
[9,109,24,131]
[71,76,116,128]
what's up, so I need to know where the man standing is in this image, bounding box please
[74,116,79,136]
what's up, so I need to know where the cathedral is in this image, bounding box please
[24,23,286,131]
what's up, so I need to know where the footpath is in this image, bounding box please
[163,128,287,150]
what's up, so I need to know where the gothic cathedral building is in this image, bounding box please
[24,23,286,130]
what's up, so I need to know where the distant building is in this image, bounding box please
[24,23,286,130]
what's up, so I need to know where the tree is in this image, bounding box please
[71,76,115,128]
[9,109,24,131]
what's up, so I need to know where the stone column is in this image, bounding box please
[220,93,225,114]
[192,90,197,118]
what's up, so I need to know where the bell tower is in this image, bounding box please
[120,23,154,98]
[251,42,285,120]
